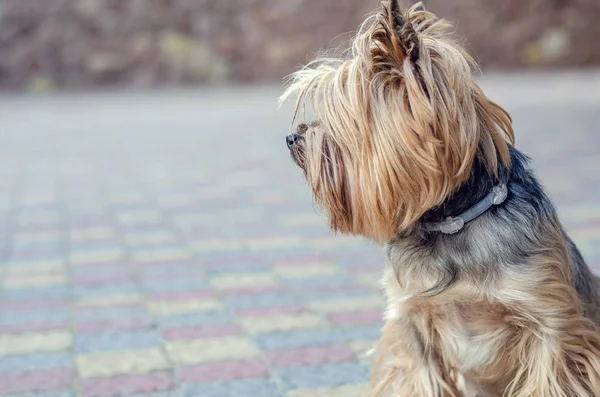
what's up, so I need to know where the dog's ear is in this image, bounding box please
[312,136,354,234]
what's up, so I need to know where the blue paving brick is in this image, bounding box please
[17,392,75,397]
[156,311,234,328]
[74,330,161,354]
[0,308,70,326]
[72,283,140,298]
[1,286,70,301]
[74,307,149,322]
[182,378,281,397]
[204,263,271,276]
[0,352,73,371]
[141,278,210,294]
[11,241,66,250]
[293,289,374,301]
[280,275,354,288]
[138,263,200,277]
[332,325,382,342]
[276,362,371,391]
[224,293,300,309]
[253,249,326,261]
[69,242,123,252]
[70,266,129,279]
[9,251,64,260]
[253,329,336,351]
[14,204,60,212]
[194,248,250,258]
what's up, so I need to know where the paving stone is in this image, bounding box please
[74,330,162,354]
[76,348,170,378]
[155,311,234,329]
[266,346,356,367]
[0,352,73,372]
[80,372,174,397]
[165,336,261,364]
[181,378,281,397]
[176,358,269,383]
[0,368,73,394]
[0,331,72,355]
[0,308,71,326]
[276,362,371,391]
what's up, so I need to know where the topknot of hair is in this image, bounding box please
[387,1,423,63]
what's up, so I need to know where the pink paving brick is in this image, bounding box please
[235,305,305,317]
[162,324,242,340]
[81,372,174,397]
[0,368,72,394]
[266,346,356,367]
[176,359,269,383]
[147,290,215,301]
[270,255,325,267]
[0,323,69,334]
[74,319,153,333]
[328,309,383,325]
[142,271,204,280]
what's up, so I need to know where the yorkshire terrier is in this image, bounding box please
[280,1,600,396]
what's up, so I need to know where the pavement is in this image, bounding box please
[0,71,599,397]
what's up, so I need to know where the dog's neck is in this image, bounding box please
[420,152,510,233]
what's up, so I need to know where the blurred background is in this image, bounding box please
[0,1,599,397]
[2,0,600,90]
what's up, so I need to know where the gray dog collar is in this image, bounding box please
[422,183,508,234]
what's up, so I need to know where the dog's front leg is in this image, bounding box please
[500,271,600,397]
[370,316,463,397]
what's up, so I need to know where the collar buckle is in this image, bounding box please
[438,217,465,234]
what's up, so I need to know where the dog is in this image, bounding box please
[280,2,600,396]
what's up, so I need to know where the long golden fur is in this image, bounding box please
[281,1,600,396]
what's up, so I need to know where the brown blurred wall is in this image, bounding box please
[1,0,599,91]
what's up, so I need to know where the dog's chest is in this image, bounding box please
[445,301,510,372]
[382,268,509,373]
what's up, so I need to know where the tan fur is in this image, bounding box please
[280,1,600,396]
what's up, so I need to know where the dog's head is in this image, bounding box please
[281,1,514,243]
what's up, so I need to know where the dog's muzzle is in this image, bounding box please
[286,133,300,149]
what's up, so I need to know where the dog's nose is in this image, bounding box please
[286,133,299,148]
